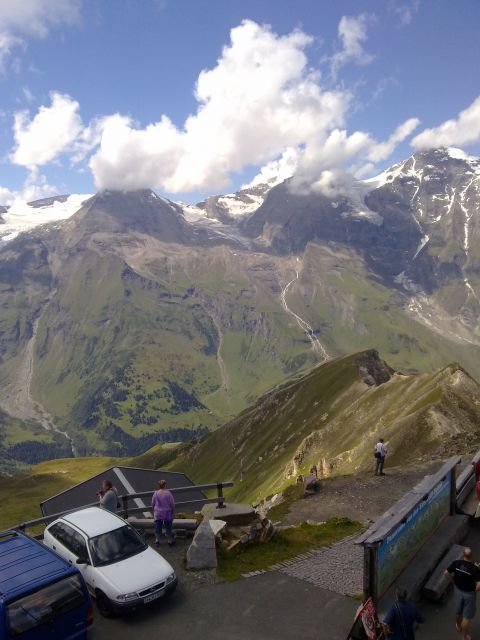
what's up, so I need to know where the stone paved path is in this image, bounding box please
[242,534,363,596]
[277,536,363,595]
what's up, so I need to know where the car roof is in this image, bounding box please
[0,531,75,601]
[57,507,126,538]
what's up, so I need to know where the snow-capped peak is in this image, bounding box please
[0,194,92,243]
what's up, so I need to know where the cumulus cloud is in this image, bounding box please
[411,96,480,150]
[6,19,419,200]
[242,147,300,188]
[0,169,57,207]
[11,92,83,168]
[290,116,420,196]
[331,14,374,77]
[89,20,349,192]
[0,0,80,71]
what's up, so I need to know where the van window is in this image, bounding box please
[7,575,86,637]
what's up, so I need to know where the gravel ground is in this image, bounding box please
[282,461,444,527]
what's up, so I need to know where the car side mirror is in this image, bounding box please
[76,557,90,565]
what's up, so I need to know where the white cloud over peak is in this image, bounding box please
[90,20,350,192]
[289,116,420,196]
[411,96,480,150]
[0,0,81,71]
[331,14,374,77]
[243,147,300,189]
[12,92,83,168]
[6,20,419,200]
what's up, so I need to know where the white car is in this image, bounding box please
[43,507,177,617]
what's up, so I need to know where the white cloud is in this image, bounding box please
[366,117,420,162]
[0,169,57,207]
[4,20,420,200]
[0,185,15,205]
[331,14,374,77]
[12,92,83,168]
[0,0,80,70]
[389,1,420,27]
[90,20,349,193]
[242,147,300,188]
[289,116,420,196]
[411,96,480,150]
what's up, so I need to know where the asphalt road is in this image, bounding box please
[94,571,359,640]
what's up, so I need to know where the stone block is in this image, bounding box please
[186,520,218,570]
[209,519,227,537]
[202,502,255,526]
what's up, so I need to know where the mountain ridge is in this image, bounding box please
[0,147,479,465]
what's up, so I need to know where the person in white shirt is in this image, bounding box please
[374,438,387,476]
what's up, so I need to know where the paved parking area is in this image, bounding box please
[94,570,358,640]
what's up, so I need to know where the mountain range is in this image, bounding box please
[0,146,479,467]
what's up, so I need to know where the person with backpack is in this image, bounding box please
[374,438,388,476]
[382,587,425,639]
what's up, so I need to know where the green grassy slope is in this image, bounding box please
[1,208,480,463]
[166,351,480,503]
[2,349,480,529]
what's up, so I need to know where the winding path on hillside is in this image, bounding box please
[280,258,329,361]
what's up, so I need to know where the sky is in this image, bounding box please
[0,0,480,205]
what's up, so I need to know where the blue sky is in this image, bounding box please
[0,0,479,204]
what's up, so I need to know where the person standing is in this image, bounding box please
[374,438,387,476]
[98,479,118,513]
[444,547,480,640]
[382,587,425,639]
[151,479,176,547]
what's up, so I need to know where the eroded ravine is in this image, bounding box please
[0,295,76,456]
[280,258,329,362]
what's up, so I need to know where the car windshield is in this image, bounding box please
[88,525,147,567]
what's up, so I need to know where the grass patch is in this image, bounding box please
[267,483,305,522]
[216,517,361,581]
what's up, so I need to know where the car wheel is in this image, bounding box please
[96,590,115,618]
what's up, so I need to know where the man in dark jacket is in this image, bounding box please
[382,587,425,640]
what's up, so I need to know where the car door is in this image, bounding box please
[69,530,96,595]
[47,522,76,564]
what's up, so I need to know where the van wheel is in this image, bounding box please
[96,591,115,618]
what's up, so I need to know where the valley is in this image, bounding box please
[0,148,479,471]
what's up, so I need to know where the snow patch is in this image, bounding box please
[0,194,92,244]
[216,193,264,216]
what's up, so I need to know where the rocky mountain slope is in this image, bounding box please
[0,147,479,465]
[166,350,480,503]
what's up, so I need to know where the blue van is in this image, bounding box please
[0,530,93,639]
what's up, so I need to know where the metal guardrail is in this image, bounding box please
[8,482,233,535]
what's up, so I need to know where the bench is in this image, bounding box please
[423,543,464,601]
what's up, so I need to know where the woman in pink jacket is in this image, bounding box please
[151,479,176,546]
